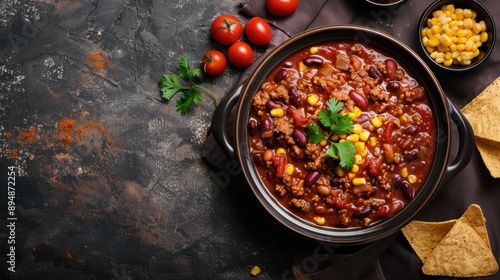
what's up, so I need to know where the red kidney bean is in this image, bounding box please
[367,65,382,80]
[283,61,293,68]
[304,171,321,187]
[262,137,276,149]
[288,86,301,107]
[403,125,418,135]
[404,149,419,162]
[400,181,415,199]
[259,118,273,132]
[314,205,327,214]
[355,113,370,124]
[385,59,397,80]
[386,81,400,92]
[353,206,372,219]
[348,90,369,110]
[253,154,265,167]
[382,121,395,143]
[303,56,324,66]
[292,129,308,147]
[376,205,390,217]
[274,68,288,82]
[391,174,402,188]
[350,55,362,71]
[248,119,258,136]
[266,100,282,110]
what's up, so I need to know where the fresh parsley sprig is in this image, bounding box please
[307,98,356,169]
[158,55,219,114]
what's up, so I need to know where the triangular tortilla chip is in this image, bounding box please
[474,137,500,178]
[422,218,499,277]
[461,76,500,142]
[401,220,456,262]
[461,204,492,249]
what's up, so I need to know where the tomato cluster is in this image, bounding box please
[202,1,299,76]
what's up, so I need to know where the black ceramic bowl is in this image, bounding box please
[212,25,473,245]
[418,0,496,71]
[366,0,406,7]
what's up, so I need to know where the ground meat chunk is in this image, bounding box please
[313,75,346,92]
[335,53,351,71]
[305,143,321,160]
[403,86,425,103]
[330,91,349,102]
[252,90,270,113]
[368,88,390,102]
[290,198,311,212]
[274,118,295,145]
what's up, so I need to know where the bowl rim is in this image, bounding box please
[418,0,497,71]
[365,0,406,6]
[233,25,452,245]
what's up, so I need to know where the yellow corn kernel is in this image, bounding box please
[319,140,327,146]
[339,133,347,139]
[448,20,460,27]
[285,164,294,176]
[298,180,304,188]
[457,37,468,44]
[450,43,457,52]
[455,8,464,20]
[299,61,308,72]
[335,165,345,177]
[307,94,318,106]
[431,25,442,34]
[348,172,356,179]
[351,124,363,135]
[463,8,472,18]
[330,134,340,141]
[426,46,435,53]
[276,148,286,156]
[370,117,383,128]
[314,109,321,115]
[479,21,487,32]
[439,34,452,48]
[400,167,408,178]
[359,131,370,142]
[314,216,326,225]
[445,4,455,13]
[353,107,362,118]
[339,139,346,143]
[443,58,453,67]
[473,22,483,34]
[310,46,319,54]
[352,177,367,186]
[445,51,452,60]
[400,115,408,124]
[368,136,377,147]
[250,266,261,276]
[351,164,359,173]
[346,134,359,143]
[354,154,363,164]
[408,174,418,184]
[354,142,366,154]
[480,32,488,43]
[348,112,357,121]
[456,44,465,51]
[432,10,443,19]
[427,36,440,47]
[463,18,474,29]
[435,57,445,63]
[270,108,284,117]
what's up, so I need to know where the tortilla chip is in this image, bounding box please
[401,220,456,262]
[422,218,499,277]
[461,204,492,249]
[461,76,500,142]
[475,137,500,178]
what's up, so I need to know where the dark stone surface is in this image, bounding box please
[0,1,305,279]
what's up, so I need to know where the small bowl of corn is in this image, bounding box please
[418,0,496,71]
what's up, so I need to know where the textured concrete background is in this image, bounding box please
[0,0,309,279]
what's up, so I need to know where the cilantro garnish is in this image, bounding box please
[158,55,219,114]
[307,97,356,169]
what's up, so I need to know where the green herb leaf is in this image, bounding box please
[176,87,202,115]
[159,55,218,114]
[332,141,356,169]
[307,123,327,144]
[330,114,354,135]
[158,74,185,100]
[317,110,334,127]
[326,98,344,115]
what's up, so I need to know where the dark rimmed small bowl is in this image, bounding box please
[418,0,496,71]
[365,0,406,7]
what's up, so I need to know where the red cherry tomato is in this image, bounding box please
[227,41,254,68]
[210,14,243,45]
[266,0,299,16]
[244,17,273,45]
[202,50,226,76]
